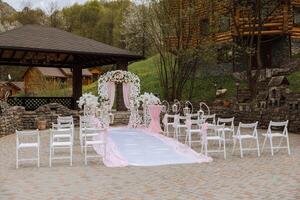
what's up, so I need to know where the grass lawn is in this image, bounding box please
[288,71,300,93]
[128,55,238,101]
[83,55,241,101]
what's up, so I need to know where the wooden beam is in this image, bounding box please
[72,66,82,108]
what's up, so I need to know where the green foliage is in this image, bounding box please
[83,81,98,95]
[288,71,300,93]
[14,7,46,25]
[62,0,131,47]
[129,55,238,101]
[129,55,161,95]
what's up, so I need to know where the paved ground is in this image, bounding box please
[0,128,300,200]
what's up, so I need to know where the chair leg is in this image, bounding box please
[269,137,274,156]
[185,132,188,145]
[256,137,260,157]
[286,136,291,155]
[103,144,107,160]
[239,139,243,158]
[37,146,40,168]
[223,139,226,159]
[49,146,52,167]
[232,139,236,155]
[85,145,87,165]
[80,135,83,153]
[70,146,73,167]
[166,125,169,137]
[16,148,18,169]
[261,136,267,153]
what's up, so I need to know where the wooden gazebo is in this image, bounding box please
[0,25,143,109]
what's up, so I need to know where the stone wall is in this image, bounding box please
[209,101,300,133]
[0,103,81,137]
[0,102,131,137]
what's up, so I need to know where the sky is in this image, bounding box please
[3,0,89,11]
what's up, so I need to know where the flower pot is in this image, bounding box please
[37,120,47,130]
[223,100,230,108]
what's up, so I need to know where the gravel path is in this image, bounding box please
[0,128,299,200]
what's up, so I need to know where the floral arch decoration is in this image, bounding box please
[98,70,141,106]
[98,70,141,128]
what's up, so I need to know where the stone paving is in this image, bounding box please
[0,128,300,200]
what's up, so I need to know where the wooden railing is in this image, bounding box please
[7,97,75,111]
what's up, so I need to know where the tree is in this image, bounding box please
[122,2,152,56]
[14,6,47,25]
[145,0,216,101]
[229,0,286,98]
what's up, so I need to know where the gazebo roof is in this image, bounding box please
[0,25,143,68]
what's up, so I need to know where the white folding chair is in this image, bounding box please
[202,124,226,159]
[57,116,74,141]
[174,115,189,140]
[162,114,176,137]
[81,118,103,153]
[232,122,260,158]
[217,117,235,141]
[16,130,40,168]
[202,114,216,125]
[185,118,206,147]
[49,128,73,167]
[261,120,290,156]
[84,128,107,165]
[80,115,93,152]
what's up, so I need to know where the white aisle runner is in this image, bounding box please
[107,128,211,166]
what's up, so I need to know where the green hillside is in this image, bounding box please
[39,55,300,99]
[288,71,300,93]
[83,55,239,101]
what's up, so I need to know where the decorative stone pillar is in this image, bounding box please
[116,61,128,111]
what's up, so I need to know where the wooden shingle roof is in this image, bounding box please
[0,25,143,68]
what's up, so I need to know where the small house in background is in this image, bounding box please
[0,81,24,96]
[60,68,93,85]
[23,67,93,95]
[89,68,103,82]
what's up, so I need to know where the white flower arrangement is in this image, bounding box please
[77,92,99,109]
[138,92,161,106]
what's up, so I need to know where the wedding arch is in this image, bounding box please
[98,70,141,127]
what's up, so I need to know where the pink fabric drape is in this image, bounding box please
[122,83,131,109]
[107,82,115,110]
[148,105,163,133]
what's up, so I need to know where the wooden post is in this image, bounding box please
[116,61,128,111]
[72,66,82,109]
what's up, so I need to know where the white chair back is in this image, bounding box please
[217,117,234,129]
[206,124,224,135]
[163,114,176,124]
[16,130,39,144]
[51,128,72,139]
[57,116,74,129]
[268,120,289,135]
[203,114,216,125]
[237,122,258,137]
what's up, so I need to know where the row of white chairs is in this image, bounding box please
[163,114,291,159]
[16,116,107,168]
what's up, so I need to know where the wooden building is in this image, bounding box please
[169,0,300,72]
[0,81,24,96]
[23,67,93,95]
